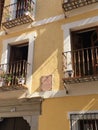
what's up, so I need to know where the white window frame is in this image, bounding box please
[61,15,98,72]
[1,32,36,93]
[69,111,98,130]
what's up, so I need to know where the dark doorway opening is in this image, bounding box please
[6,43,29,85]
[71,28,96,50]
[0,117,30,130]
[9,43,28,63]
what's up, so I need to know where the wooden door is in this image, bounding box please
[9,43,28,62]
[8,43,28,78]
[71,31,84,77]
[91,29,98,74]
[0,117,30,130]
[0,0,5,25]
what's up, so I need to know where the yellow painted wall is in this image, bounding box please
[39,94,98,130]
[32,21,64,92]
[31,10,98,92]
[36,0,63,20]
[1,1,98,93]
[1,1,98,130]
[1,10,98,92]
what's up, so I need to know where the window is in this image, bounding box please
[70,113,98,130]
[62,16,98,83]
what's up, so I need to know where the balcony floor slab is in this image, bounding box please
[2,15,34,29]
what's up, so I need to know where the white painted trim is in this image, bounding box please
[62,15,98,32]
[61,15,98,96]
[62,15,98,70]
[23,116,38,130]
[62,15,98,53]
[25,80,98,98]
[27,90,67,98]
[2,32,36,93]
[32,14,64,27]
[23,116,31,129]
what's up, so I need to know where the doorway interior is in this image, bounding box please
[0,117,30,130]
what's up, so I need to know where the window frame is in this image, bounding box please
[70,113,98,130]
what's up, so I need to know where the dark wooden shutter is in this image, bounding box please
[0,0,5,25]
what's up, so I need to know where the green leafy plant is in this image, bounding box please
[5,74,12,82]
[0,72,13,86]
[3,73,13,86]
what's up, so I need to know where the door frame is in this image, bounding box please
[9,42,28,62]
[2,32,36,93]
[0,97,42,130]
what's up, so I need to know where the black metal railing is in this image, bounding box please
[2,0,34,22]
[62,0,98,12]
[70,113,98,130]
[63,46,98,78]
[0,60,29,87]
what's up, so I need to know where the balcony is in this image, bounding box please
[62,0,98,13]
[0,60,29,91]
[2,0,35,29]
[62,46,98,84]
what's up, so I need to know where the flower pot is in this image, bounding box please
[0,80,4,87]
[18,78,25,85]
[24,11,30,16]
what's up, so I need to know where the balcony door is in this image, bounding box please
[91,28,98,74]
[8,43,28,80]
[71,27,98,77]
[16,0,31,17]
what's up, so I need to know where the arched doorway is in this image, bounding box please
[0,117,30,130]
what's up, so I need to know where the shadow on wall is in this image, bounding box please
[32,23,64,92]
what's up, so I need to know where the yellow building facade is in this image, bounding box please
[0,0,98,130]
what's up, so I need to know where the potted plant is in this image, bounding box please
[4,74,13,86]
[17,75,25,86]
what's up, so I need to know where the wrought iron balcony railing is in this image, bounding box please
[62,0,98,13]
[62,46,98,84]
[0,60,29,90]
[2,0,35,29]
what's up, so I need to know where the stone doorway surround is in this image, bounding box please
[0,97,43,130]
